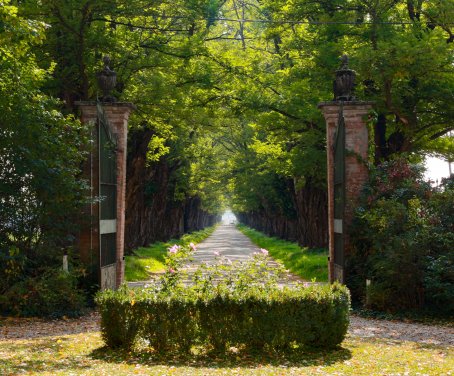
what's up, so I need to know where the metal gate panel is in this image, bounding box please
[333,105,345,282]
[97,104,118,289]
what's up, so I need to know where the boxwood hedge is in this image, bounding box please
[96,282,350,353]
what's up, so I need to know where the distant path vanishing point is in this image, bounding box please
[128,223,302,288]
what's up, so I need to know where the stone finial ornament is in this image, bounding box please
[333,54,356,101]
[97,56,117,102]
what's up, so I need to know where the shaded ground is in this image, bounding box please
[1,313,453,375]
[1,312,453,346]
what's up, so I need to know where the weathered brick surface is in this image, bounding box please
[319,101,373,283]
[76,102,134,289]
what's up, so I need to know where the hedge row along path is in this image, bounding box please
[128,223,304,288]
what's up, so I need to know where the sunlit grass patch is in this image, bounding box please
[124,244,167,281]
[237,224,328,282]
[1,329,453,375]
[125,225,218,281]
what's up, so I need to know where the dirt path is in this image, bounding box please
[184,223,265,267]
[129,223,303,288]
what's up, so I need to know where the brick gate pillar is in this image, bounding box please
[318,102,373,283]
[76,101,134,289]
[318,55,373,283]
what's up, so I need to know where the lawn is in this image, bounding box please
[237,224,328,282]
[125,225,217,281]
[1,330,452,375]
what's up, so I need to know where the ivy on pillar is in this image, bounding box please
[318,55,374,284]
[76,56,135,290]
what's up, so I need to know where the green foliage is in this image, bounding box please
[7,0,453,224]
[349,158,454,313]
[424,252,454,314]
[95,286,144,349]
[423,177,454,313]
[0,1,89,317]
[97,273,350,353]
[0,268,86,318]
[237,224,328,282]
[3,0,453,319]
[0,247,26,294]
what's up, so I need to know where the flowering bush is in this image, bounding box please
[160,243,195,292]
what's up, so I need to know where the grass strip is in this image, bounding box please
[125,225,217,281]
[237,224,328,282]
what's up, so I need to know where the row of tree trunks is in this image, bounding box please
[184,196,218,231]
[236,210,298,242]
[124,129,219,252]
[236,180,328,248]
[292,180,328,248]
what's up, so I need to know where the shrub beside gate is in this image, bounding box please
[96,282,350,352]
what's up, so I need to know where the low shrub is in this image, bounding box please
[141,296,198,354]
[0,268,86,318]
[96,287,144,349]
[196,283,350,351]
[424,252,454,314]
[96,255,350,353]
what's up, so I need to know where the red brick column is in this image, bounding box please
[76,101,134,289]
[318,101,373,283]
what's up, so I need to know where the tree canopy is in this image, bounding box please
[2,0,453,250]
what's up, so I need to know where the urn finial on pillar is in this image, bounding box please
[97,55,117,102]
[333,54,356,101]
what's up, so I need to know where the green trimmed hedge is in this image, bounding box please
[96,283,350,352]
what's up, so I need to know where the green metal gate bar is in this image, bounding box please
[97,103,118,268]
[333,104,345,281]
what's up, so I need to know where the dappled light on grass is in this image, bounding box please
[125,244,168,281]
[1,331,452,375]
[237,224,328,282]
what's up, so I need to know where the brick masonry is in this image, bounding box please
[76,102,134,289]
[319,101,374,283]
